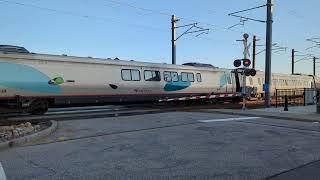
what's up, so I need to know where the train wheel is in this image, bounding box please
[29,99,49,115]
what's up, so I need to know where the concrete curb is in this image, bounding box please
[199,109,320,123]
[0,120,58,150]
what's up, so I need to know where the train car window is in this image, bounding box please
[171,72,178,82]
[164,72,172,82]
[144,70,161,81]
[121,69,132,81]
[121,69,141,81]
[188,73,194,82]
[181,72,188,82]
[196,73,202,82]
[154,71,161,81]
[131,70,141,81]
[144,71,153,81]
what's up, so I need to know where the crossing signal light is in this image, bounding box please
[250,69,256,76]
[243,59,251,67]
[233,59,241,67]
[233,59,251,67]
[244,69,257,76]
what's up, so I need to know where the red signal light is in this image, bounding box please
[243,59,251,67]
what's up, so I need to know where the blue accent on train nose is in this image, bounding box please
[220,74,228,87]
[164,81,191,91]
[0,60,61,93]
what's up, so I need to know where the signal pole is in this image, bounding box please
[171,15,209,65]
[314,57,318,76]
[291,49,295,75]
[171,15,178,65]
[242,33,250,110]
[252,35,257,69]
[264,0,273,107]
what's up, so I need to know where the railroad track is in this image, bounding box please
[0,102,265,125]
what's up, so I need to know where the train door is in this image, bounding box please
[230,72,236,93]
[311,75,316,88]
[225,72,233,93]
[231,70,241,93]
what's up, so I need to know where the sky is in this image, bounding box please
[0,0,319,75]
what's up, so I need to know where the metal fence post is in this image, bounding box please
[293,91,296,105]
[284,95,288,111]
[303,88,306,106]
[275,89,278,108]
[317,89,320,113]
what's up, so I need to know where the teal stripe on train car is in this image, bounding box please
[164,75,191,91]
[164,81,191,91]
[0,60,61,94]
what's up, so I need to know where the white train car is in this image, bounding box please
[245,71,319,98]
[0,46,238,114]
[1,45,318,114]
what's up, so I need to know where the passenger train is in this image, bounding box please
[0,45,319,114]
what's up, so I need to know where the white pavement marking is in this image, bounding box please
[0,163,7,180]
[199,117,261,123]
[46,108,115,115]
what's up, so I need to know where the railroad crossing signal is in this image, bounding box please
[233,59,242,67]
[233,59,256,76]
[233,59,251,67]
[244,68,257,76]
[243,59,251,67]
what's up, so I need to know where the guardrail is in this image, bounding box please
[275,88,318,108]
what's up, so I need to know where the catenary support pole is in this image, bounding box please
[264,0,273,107]
[171,15,177,65]
[314,57,316,76]
[292,49,295,75]
[253,35,256,69]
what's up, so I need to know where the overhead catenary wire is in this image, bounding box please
[0,0,168,32]
[0,0,250,42]
[101,0,250,35]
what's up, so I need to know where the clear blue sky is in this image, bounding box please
[1,0,319,75]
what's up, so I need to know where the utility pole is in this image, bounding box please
[314,57,317,76]
[171,15,178,65]
[264,0,273,107]
[252,35,257,69]
[170,15,209,65]
[292,49,295,75]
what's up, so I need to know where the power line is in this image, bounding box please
[100,0,249,35]
[0,0,168,32]
[228,4,267,16]
[101,0,172,17]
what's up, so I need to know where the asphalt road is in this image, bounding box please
[1,111,320,180]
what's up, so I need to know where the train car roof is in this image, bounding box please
[0,50,230,72]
